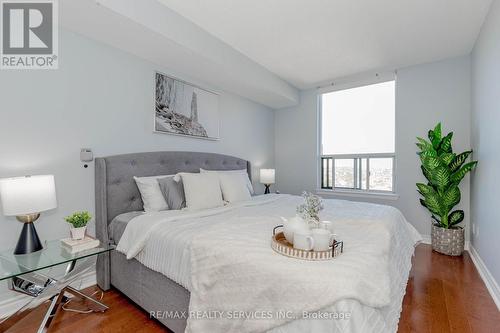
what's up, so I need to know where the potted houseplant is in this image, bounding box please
[416,123,477,256]
[64,211,92,240]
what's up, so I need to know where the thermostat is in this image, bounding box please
[80,148,93,162]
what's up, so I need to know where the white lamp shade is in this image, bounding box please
[0,175,57,216]
[260,169,275,184]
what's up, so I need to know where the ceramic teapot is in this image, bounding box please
[280,215,310,244]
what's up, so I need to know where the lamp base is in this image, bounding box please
[16,213,40,223]
[14,222,43,255]
[264,184,271,194]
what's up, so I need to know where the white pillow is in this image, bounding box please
[180,173,224,210]
[200,168,254,194]
[173,172,196,182]
[218,173,251,203]
[133,175,172,212]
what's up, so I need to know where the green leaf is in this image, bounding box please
[450,151,472,173]
[423,191,444,216]
[431,214,441,224]
[421,199,442,217]
[434,123,442,138]
[416,137,433,151]
[419,149,438,158]
[421,156,441,170]
[419,198,427,208]
[448,210,465,226]
[421,165,432,182]
[438,132,453,153]
[429,123,442,149]
[416,137,428,144]
[440,152,456,166]
[430,167,450,191]
[422,200,441,216]
[416,183,434,195]
[428,129,435,147]
[417,184,444,216]
[441,186,460,209]
[428,129,433,140]
[451,161,478,183]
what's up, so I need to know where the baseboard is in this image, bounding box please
[0,269,97,319]
[468,246,500,311]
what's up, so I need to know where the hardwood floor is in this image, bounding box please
[2,244,499,333]
[1,287,171,333]
[399,245,500,333]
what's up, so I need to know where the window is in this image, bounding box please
[319,80,395,193]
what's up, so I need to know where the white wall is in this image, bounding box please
[275,56,472,238]
[0,30,274,301]
[471,0,500,288]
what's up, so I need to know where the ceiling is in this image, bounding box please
[160,0,492,89]
[60,0,299,109]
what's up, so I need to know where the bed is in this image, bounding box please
[95,151,421,333]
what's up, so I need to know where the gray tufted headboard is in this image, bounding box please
[94,151,250,289]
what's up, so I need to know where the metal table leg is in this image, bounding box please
[37,291,66,333]
[64,286,108,312]
[1,256,108,332]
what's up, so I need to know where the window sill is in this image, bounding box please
[316,189,400,201]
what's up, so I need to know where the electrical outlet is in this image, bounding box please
[472,224,476,235]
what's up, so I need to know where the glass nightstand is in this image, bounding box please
[0,239,114,333]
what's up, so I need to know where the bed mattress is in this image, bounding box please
[116,194,421,333]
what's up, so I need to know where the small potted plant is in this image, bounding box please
[416,123,477,256]
[65,211,92,240]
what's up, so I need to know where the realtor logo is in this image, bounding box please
[1,0,58,69]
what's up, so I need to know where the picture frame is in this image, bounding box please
[154,71,220,140]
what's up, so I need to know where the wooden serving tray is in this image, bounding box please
[271,231,342,261]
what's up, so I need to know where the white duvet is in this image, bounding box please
[117,194,421,333]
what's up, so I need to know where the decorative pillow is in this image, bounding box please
[199,168,254,194]
[180,173,223,210]
[157,177,186,210]
[218,173,251,203]
[172,172,197,182]
[133,175,171,212]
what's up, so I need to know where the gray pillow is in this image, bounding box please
[157,176,186,210]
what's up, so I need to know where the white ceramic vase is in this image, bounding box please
[70,226,87,240]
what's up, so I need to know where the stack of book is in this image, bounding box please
[61,237,100,254]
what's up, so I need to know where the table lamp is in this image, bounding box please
[260,169,275,194]
[0,175,57,255]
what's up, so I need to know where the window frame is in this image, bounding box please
[317,74,397,197]
[320,154,396,193]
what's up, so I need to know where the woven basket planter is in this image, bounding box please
[431,224,464,256]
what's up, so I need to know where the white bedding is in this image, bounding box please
[117,194,421,333]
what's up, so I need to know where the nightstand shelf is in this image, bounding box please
[0,239,114,333]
